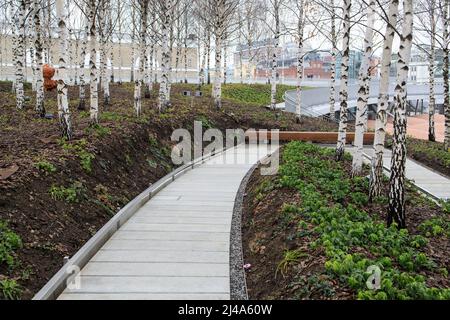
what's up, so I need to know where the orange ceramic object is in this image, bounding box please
[43,64,57,91]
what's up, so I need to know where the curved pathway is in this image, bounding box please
[57,144,276,300]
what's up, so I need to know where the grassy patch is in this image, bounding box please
[221,83,304,106]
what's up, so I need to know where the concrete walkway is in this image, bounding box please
[58,144,276,300]
[351,147,450,200]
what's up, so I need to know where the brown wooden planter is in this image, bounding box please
[246,131,375,145]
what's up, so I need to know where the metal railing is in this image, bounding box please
[283,91,339,123]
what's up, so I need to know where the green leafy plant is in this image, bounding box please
[49,181,85,203]
[0,221,22,267]
[34,161,57,174]
[0,279,22,300]
[59,138,95,172]
[274,141,450,299]
[85,124,111,138]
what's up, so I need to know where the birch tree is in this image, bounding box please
[15,0,26,110]
[204,0,238,109]
[156,0,174,111]
[388,0,414,228]
[88,0,99,124]
[442,0,450,150]
[34,0,45,117]
[415,0,439,142]
[294,0,305,121]
[335,0,351,161]
[55,0,72,139]
[351,0,376,176]
[369,0,399,200]
[269,0,282,110]
[78,7,88,111]
[427,0,437,142]
[134,0,149,116]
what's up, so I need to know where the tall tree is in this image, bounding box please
[34,0,45,117]
[295,0,305,122]
[134,0,149,116]
[15,0,26,110]
[388,0,414,228]
[369,0,399,200]
[269,0,281,110]
[157,0,174,111]
[442,0,450,150]
[78,8,88,111]
[335,0,351,161]
[55,0,72,139]
[88,0,99,124]
[352,0,376,176]
[329,0,338,120]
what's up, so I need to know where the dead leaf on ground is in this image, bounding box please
[0,164,19,180]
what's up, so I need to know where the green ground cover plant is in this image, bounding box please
[275,141,450,300]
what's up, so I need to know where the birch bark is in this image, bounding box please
[34,0,45,117]
[369,0,399,200]
[388,0,414,228]
[78,16,88,111]
[335,0,351,161]
[443,0,450,150]
[329,0,337,120]
[270,0,280,110]
[88,0,99,124]
[15,0,26,110]
[295,0,304,121]
[56,0,72,139]
[428,0,436,142]
[352,0,376,176]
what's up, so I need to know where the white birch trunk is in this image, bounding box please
[428,0,436,142]
[388,0,413,228]
[78,17,88,110]
[15,0,26,110]
[56,0,72,139]
[88,0,98,124]
[34,0,45,117]
[352,0,376,176]
[135,0,148,116]
[118,39,123,83]
[270,1,280,110]
[295,0,304,121]
[329,0,337,120]
[159,0,172,111]
[149,35,154,93]
[443,0,450,150]
[206,31,211,85]
[223,43,227,85]
[213,33,223,109]
[200,28,206,86]
[369,0,399,200]
[335,0,351,161]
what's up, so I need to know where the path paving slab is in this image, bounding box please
[58,144,274,300]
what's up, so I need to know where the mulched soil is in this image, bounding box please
[0,81,337,299]
[242,146,449,300]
